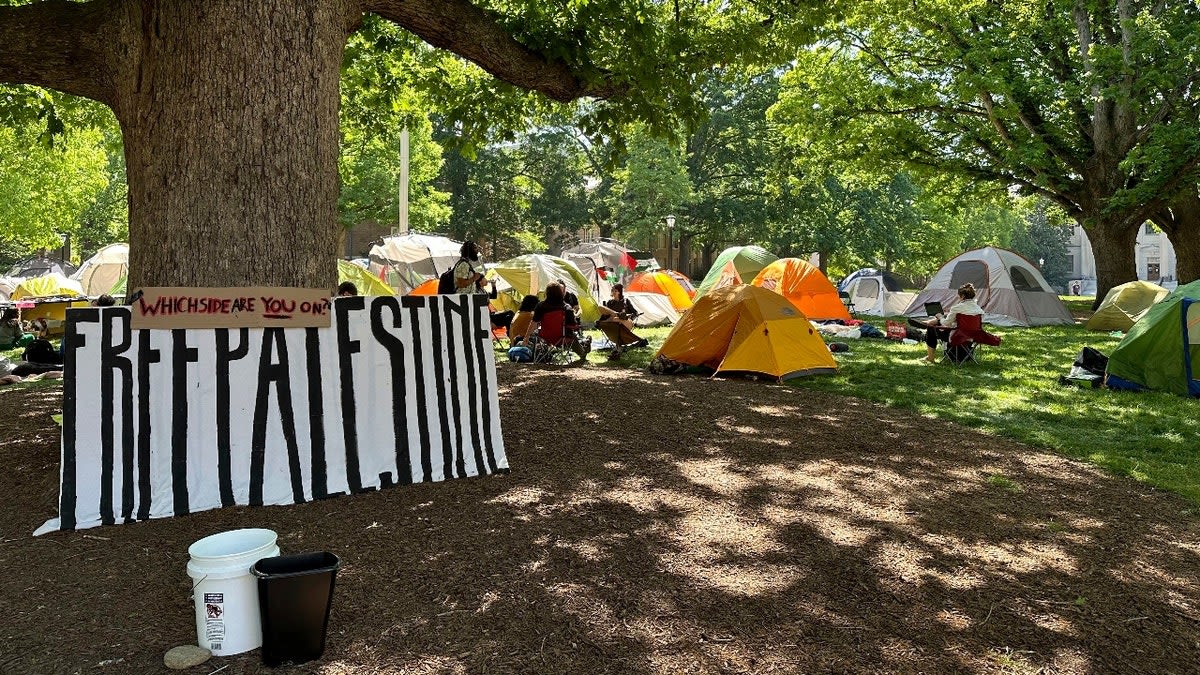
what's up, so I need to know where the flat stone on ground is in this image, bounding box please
[164,644,211,670]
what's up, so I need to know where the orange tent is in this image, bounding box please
[664,270,697,299]
[656,285,837,380]
[626,271,694,311]
[408,278,440,295]
[751,258,851,321]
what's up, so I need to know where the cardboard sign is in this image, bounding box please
[131,287,333,329]
[38,295,508,533]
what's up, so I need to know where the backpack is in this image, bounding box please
[22,338,63,366]
[438,258,468,294]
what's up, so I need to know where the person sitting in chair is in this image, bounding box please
[919,282,983,363]
[597,284,648,357]
[509,295,539,345]
[525,283,589,364]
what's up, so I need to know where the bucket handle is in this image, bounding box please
[190,574,208,595]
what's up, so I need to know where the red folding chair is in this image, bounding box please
[945,313,1001,365]
[532,309,585,365]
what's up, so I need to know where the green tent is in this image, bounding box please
[1106,279,1200,397]
[1086,280,1169,331]
[694,245,778,298]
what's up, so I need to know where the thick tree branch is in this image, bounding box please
[0,0,122,106]
[363,0,626,102]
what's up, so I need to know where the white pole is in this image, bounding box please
[398,127,410,234]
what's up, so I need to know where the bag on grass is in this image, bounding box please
[507,345,534,363]
[885,320,907,341]
[1073,347,1108,377]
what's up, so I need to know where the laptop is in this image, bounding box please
[923,301,944,317]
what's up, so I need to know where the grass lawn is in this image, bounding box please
[565,297,1200,505]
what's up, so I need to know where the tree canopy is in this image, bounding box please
[770,0,1200,300]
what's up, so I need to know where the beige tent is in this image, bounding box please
[1086,280,1169,331]
[904,247,1073,326]
[72,243,129,296]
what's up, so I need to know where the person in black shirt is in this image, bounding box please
[525,283,589,363]
[597,284,647,357]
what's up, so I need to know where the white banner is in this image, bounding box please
[37,294,507,533]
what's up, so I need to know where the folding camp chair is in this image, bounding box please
[491,325,511,350]
[943,313,1001,365]
[838,290,855,314]
[530,309,588,365]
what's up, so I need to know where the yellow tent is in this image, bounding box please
[657,285,837,380]
[1086,280,1169,331]
[337,260,395,296]
[11,273,88,334]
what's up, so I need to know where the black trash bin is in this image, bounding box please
[251,552,341,667]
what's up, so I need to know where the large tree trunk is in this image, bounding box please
[1086,217,1138,308]
[676,233,692,277]
[117,1,354,291]
[1152,188,1200,285]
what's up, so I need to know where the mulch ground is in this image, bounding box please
[2,364,1199,674]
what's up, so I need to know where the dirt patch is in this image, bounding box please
[1,364,1198,673]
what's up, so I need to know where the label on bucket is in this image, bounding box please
[203,592,225,648]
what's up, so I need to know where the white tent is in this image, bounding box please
[626,292,680,327]
[0,276,20,301]
[840,268,915,316]
[72,243,129,296]
[903,247,1073,327]
[368,233,462,293]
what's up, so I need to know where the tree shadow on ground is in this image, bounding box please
[1,365,1198,673]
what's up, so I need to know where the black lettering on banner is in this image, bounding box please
[426,297,455,481]
[61,308,99,530]
[460,296,485,476]
[136,329,160,521]
[441,295,469,478]
[472,295,500,473]
[100,310,133,526]
[250,328,306,506]
[370,297,411,485]
[335,297,366,493]
[402,295,433,482]
[441,294,468,478]
[305,328,333,499]
[171,330,200,516]
[215,328,250,506]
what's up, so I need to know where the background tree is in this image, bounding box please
[682,69,780,274]
[771,0,1200,304]
[0,119,114,268]
[338,19,451,235]
[611,126,693,254]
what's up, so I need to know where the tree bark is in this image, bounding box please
[1152,188,1200,285]
[677,233,692,277]
[1086,217,1138,309]
[114,0,357,290]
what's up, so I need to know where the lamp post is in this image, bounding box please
[665,214,676,270]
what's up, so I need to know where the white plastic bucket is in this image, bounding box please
[186,528,280,656]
